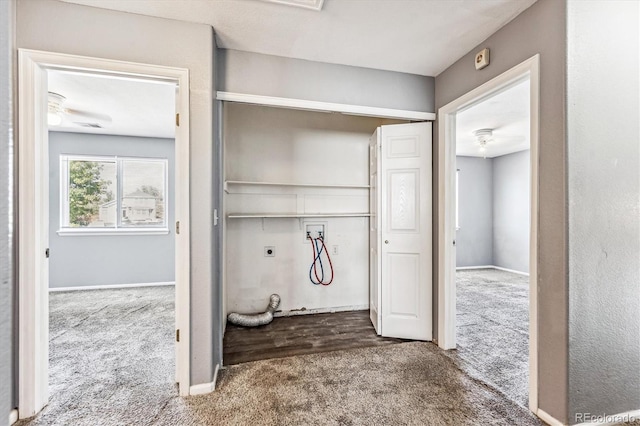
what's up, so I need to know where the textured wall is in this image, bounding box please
[567,0,640,422]
[434,0,567,420]
[48,132,175,289]
[217,49,435,113]
[493,150,530,273]
[17,0,217,386]
[455,156,494,267]
[0,0,14,417]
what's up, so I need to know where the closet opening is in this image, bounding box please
[220,102,432,365]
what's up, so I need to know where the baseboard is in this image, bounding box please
[492,266,530,276]
[9,409,18,425]
[49,281,175,292]
[573,409,640,425]
[273,304,369,317]
[189,364,220,396]
[456,265,494,270]
[537,408,566,426]
[456,265,529,276]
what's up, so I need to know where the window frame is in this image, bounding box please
[58,154,169,236]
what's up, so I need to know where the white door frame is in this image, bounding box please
[436,54,540,413]
[17,49,191,418]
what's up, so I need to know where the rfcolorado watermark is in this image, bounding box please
[575,412,639,423]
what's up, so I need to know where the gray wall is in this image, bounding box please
[217,49,435,113]
[493,150,530,273]
[1,0,14,418]
[456,156,493,267]
[567,0,640,422]
[435,0,568,421]
[48,132,175,289]
[456,152,530,273]
[17,0,219,387]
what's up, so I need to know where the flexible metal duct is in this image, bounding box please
[227,294,281,327]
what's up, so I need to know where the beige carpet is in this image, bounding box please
[16,287,638,425]
[169,342,543,426]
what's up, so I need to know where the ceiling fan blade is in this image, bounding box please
[64,108,113,125]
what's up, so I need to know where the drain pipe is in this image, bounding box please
[227,294,281,327]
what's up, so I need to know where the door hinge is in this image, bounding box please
[176,329,180,342]
[176,221,180,235]
[176,113,180,127]
[45,248,50,258]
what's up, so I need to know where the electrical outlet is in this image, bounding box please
[264,246,275,257]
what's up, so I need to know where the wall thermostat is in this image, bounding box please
[475,48,490,70]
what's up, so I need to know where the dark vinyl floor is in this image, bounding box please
[223,309,406,365]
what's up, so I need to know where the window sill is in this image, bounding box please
[57,228,170,236]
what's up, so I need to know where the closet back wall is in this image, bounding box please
[224,103,402,315]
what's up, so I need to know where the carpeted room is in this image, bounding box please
[452,78,532,408]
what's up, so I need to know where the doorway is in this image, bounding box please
[452,77,531,406]
[437,55,540,412]
[220,102,433,366]
[17,49,191,419]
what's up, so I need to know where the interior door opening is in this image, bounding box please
[437,55,540,414]
[451,77,532,407]
[18,50,191,419]
[219,103,432,366]
[45,68,179,420]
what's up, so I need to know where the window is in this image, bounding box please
[60,155,168,234]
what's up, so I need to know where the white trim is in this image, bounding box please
[227,213,370,219]
[455,265,494,270]
[536,409,565,426]
[56,229,170,236]
[574,409,640,426]
[189,364,220,396]
[260,0,325,11]
[273,304,369,317]
[216,91,436,121]
[18,49,192,419]
[49,281,175,292]
[455,265,530,276]
[9,409,18,425]
[492,266,530,276]
[436,54,540,414]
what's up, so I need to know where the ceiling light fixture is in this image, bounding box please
[47,92,66,126]
[473,128,493,159]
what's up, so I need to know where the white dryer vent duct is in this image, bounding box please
[228,294,281,327]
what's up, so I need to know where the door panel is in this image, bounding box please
[388,253,419,317]
[389,170,418,231]
[379,122,432,341]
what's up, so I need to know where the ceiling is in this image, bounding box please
[48,70,176,138]
[61,0,537,76]
[455,78,530,158]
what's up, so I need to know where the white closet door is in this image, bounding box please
[378,122,432,341]
[369,128,381,334]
